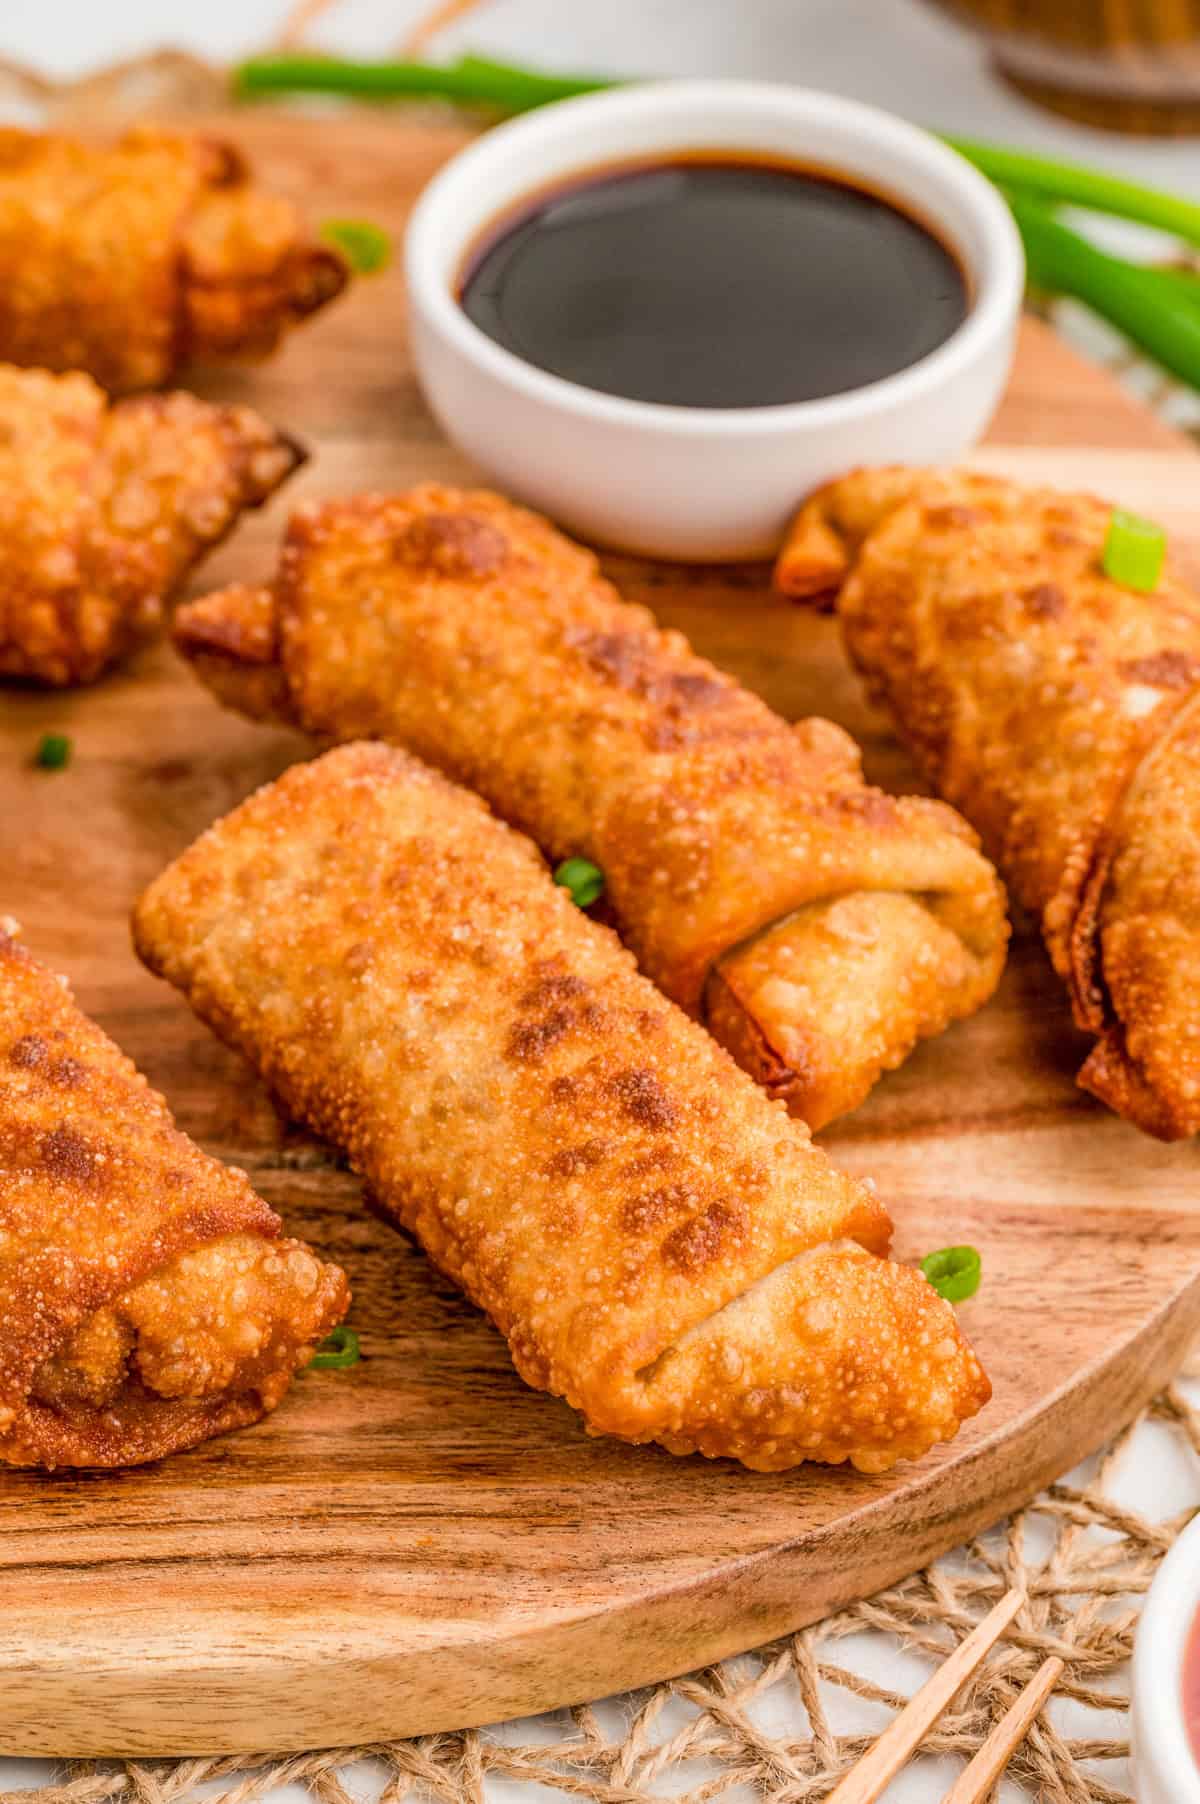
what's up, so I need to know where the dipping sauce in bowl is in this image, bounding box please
[406,81,1023,558]
[459,156,969,410]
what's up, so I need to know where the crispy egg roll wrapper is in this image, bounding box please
[0,925,348,1469]
[0,364,303,685]
[133,741,989,1472]
[0,126,346,394]
[776,466,1200,1138]
[173,484,1008,1130]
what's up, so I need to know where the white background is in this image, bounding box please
[1,4,1198,1798]
[2,0,1200,194]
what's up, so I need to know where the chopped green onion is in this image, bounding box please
[554,856,605,909]
[1103,508,1167,593]
[920,1246,982,1304]
[34,733,71,770]
[310,1325,361,1369]
[320,218,392,275]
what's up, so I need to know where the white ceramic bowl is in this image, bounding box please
[405,80,1024,561]
[1132,1511,1200,1801]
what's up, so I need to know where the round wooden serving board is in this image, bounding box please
[3,111,1200,1758]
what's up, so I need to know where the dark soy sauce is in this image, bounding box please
[458,154,969,411]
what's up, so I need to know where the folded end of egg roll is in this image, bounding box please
[707,887,1004,1130]
[0,128,347,394]
[0,367,305,686]
[8,1229,348,1469]
[634,1237,989,1473]
[173,581,297,722]
[180,178,348,367]
[774,467,932,602]
[0,923,348,1467]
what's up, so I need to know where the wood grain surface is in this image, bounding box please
[3,110,1200,1759]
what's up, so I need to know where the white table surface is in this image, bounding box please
[2,4,1198,1798]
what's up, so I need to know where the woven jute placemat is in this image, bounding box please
[6,1378,1197,1802]
[3,43,1200,1804]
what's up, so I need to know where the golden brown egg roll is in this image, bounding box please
[776,465,1200,1139]
[0,126,346,394]
[0,363,303,685]
[133,741,990,1473]
[0,922,348,1469]
[171,484,1008,1131]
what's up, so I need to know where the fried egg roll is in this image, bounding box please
[133,741,989,1472]
[0,923,348,1469]
[172,484,1008,1130]
[0,126,346,394]
[0,364,302,685]
[776,466,1200,1139]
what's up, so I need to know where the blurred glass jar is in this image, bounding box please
[927,0,1200,132]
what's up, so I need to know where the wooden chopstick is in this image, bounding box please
[940,1654,1064,1803]
[825,1585,1025,1804]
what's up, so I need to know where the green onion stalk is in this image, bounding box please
[942,136,1200,249]
[1008,194,1200,392]
[235,52,614,112]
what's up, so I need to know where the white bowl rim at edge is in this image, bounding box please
[404,79,1025,439]
[1134,1507,1200,1799]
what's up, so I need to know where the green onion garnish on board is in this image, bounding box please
[1103,509,1167,593]
[320,218,393,274]
[310,1325,361,1369]
[920,1246,982,1304]
[554,856,605,909]
[34,733,72,771]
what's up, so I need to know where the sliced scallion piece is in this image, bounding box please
[310,1325,361,1369]
[554,856,605,909]
[320,218,393,274]
[34,732,72,770]
[1103,509,1166,593]
[920,1246,982,1304]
